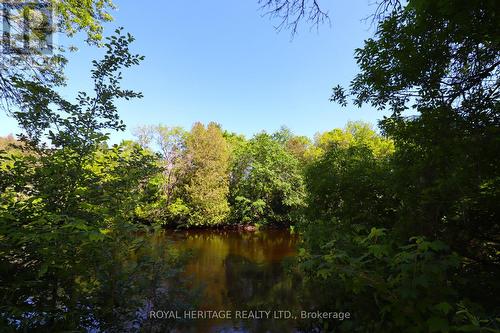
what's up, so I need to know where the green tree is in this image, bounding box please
[331,0,499,308]
[133,125,190,224]
[272,126,316,165]
[0,30,191,331]
[301,124,396,253]
[230,133,305,224]
[297,120,499,331]
[296,0,500,330]
[314,121,394,158]
[184,122,230,226]
[305,144,396,229]
[1,0,115,109]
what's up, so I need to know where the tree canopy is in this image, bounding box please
[230,132,306,224]
[0,0,115,110]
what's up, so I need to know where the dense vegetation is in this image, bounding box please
[300,0,499,331]
[1,0,498,332]
[132,123,308,227]
[0,31,198,332]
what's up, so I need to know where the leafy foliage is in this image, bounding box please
[296,0,500,331]
[305,143,396,229]
[298,225,471,332]
[132,125,189,224]
[314,121,394,158]
[2,1,498,331]
[0,0,116,110]
[184,122,231,226]
[230,132,306,224]
[0,30,191,331]
[331,0,499,307]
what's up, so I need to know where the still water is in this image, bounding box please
[162,228,301,333]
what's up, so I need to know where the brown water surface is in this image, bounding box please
[164,228,301,333]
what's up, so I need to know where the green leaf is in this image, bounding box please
[38,263,49,278]
[435,302,453,315]
[427,317,450,333]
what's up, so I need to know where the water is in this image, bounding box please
[162,228,301,333]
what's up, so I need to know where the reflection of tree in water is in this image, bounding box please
[178,229,298,308]
[164,230,301,332]
[223,254,300,333]
[224,255,284,303]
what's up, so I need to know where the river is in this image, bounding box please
[158,228,302,333]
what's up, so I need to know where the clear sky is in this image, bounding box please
[1,0,389,142]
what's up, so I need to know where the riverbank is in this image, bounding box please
[161,222,293,232]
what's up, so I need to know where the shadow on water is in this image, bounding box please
[158,229,302,333]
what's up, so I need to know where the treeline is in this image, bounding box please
[2,109,498,331]
[127,107,497,332]
[112,121,389,228]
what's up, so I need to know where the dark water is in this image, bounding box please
[163,228,301,333]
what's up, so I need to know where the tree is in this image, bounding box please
[317,0,500,328]
[1,0,115,110]
[230,132,305,224]
[284,135,314,164]
[134,125,188,205]
[306,128,396,228]
[272,126,316,164]
[332,0,499,115]
[314,121,394,158]
[132,125,193,225]
[0,30,186,331]
[184,122,230,226]
[331,0,499,292]
[258,0,330,36]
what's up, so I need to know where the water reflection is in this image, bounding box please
[164,229,300,333]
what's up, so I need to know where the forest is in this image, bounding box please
[0,0,498,332]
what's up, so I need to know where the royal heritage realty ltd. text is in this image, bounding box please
[149,310,351,321]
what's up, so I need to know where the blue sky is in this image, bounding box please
[1,0,389,142]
